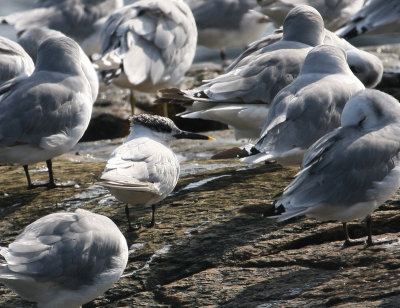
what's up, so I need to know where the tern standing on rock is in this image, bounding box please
[0,36,94,189]
[99,114,214,231]
[0,209,128,307]
[274,89,400,247]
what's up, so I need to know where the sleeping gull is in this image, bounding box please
[0,36,34,85]
[185,0,269,61]
[243,45,365,165]
[95,0,197,114]
[0,0,124,56]
[157,5,325,140]
[273,89,400,247]
[0,36,94,189]
[258,0,364,31]
[17,27,99,102]
[228,26,383,89]
[0,208,128,307]
[336,0,400,46]
[98,114,214,230]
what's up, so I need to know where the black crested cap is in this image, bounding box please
[130,114,175,133]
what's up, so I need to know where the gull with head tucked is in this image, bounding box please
[99,114,214,230]
[95,0,197,114]
[274,89,400,247]
[0,36,94,189]
[158,5,325,140]
[244,45,365,165]
[0,209,128,307]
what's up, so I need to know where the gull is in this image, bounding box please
[258,0,364,31]
[98,114,214,231]
[273,89,400,247]
[185,0,270,61]
[0,36,94,189]
[157,5,325,140]
[336,0,400,46]
[243,45,365,165]
[17,27,99,102]
[0,0,124,56]
[228,27,383,89]
[95,0,197,115]
[0,208,128,307]
[0,36,34,85]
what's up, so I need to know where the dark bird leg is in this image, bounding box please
[46,160,56,189]
[23,165,34,189]
[125,204,141,232]
[147,204,156,228]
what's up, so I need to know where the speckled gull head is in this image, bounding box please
[274,89,400,247]
[0,209,128,307]
[282,5,325,46]
[99,114,214,230]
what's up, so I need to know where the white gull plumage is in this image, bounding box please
[258,0,364,31]
[274,89,400,246]
[158,5,325,140]
[0,209,128,307]
[0,36,94,188]
[17,27,99,102]
[336,0,400,46]
[228,26,383,89]
[0,0,123,56]
[0,36,34,86]
[95,0,197,96]
[243,45,365,165]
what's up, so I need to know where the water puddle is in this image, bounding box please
[177,175,231,193]
[123,245,172,277]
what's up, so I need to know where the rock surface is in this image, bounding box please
[1,135,400,307]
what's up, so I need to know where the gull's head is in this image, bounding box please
[128,114,214,143]
[300,45,349,75]
[35,36,82,74]
[346,49,383,88]
[341,89,400,130]
[282,5,324,47]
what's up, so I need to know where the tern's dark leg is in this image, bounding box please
[365,215,374,246]
[23,165,34,189]
[46,160,56,189]
[147,204,156,228]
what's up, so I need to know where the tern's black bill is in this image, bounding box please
[174,131,214,140]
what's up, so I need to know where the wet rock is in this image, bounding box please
[1,139,400,307]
